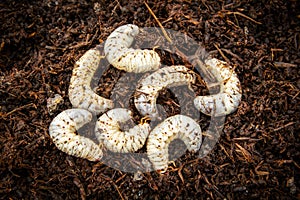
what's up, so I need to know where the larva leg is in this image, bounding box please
[68,48,114,115]
[104,24,161,73]
[95,108,150,153]
[49,109,103,161]
[194,58,242,116]
[147,115,202,172]
[134,65,196,119]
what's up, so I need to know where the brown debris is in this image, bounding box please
[0,0,299,199]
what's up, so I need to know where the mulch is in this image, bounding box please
[0,0,299,199]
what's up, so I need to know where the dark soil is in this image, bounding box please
[0,0,299,199]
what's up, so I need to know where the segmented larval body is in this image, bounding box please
[194,58,242,116]
[134,65,196,119]
[68,48,114,115]
[104,24,161,73]
[49,109,103,161]
[147,115,202,172]
[95,108,150,153]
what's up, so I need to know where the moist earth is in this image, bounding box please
[0,0,299,199]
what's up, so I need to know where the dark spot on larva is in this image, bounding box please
[115,30,123,34]
[206,106,212,113]
[118,56,123,62]
[108,35,118,39]
[221,100,226,107]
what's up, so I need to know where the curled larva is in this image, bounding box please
[68,48,114,115]
[134,65,196,118]
[95,108,150,153]
[49,109,103,161]
[193,58,242,116]
[147,115,202,172]
[104,24,161,73]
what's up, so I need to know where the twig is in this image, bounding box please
[73,177,86,200]
[3,103,35,117]
[112,182,125,200]
[254,161,269,176]
[177,164,185,184]
[144,1,173,44]
[273,122,295,132]
[24,135,45,150]
[219,144,234,162]
[226,11,262,25]
[213,43,230,64]
[233,137,262,141]
[292,91,299,99]
[220,48,244,62]
[293,161,300,169]
[68,42,89,50]
[273,62,298,68]
[45,45,66,51]
[271,48,283,61]
[210,48,244,62]
[235,143,252,162]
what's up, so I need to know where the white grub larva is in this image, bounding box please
[147,115,202,172]
[194,58,242,116]
[134,65,196,119]
[104,24,161,73]
[49,109,103,161]
[68,48,114,115]
[95,108,150,153]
